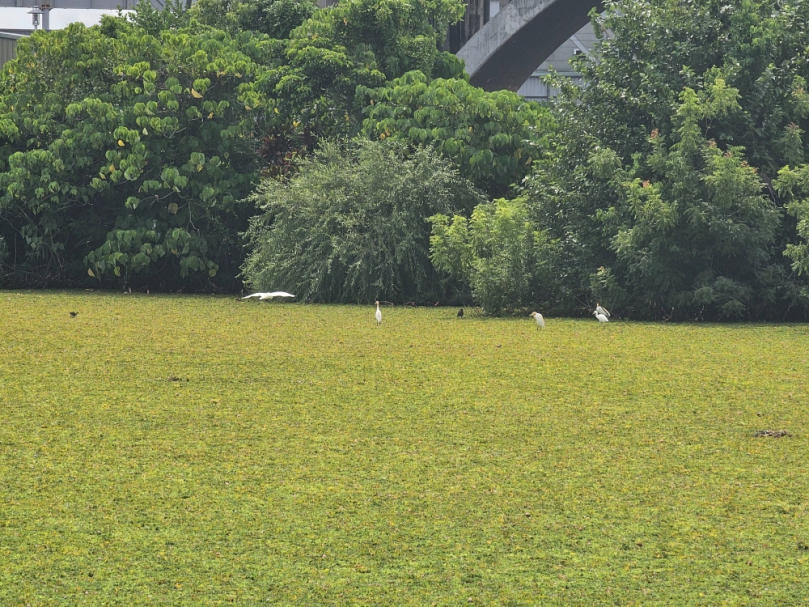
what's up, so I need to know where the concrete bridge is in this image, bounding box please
[457,0,602,91]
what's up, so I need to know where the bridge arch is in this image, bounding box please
[457,0,602,92]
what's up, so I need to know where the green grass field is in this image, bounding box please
[1,292,808,605]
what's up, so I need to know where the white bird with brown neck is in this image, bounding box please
[529,311,545,329]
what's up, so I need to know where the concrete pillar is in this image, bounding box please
[40,0,51,30]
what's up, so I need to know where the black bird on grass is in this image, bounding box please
[69,312,78,318]
[457,308,464,318]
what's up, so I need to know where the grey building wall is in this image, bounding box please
[447,0,488,52]
[0,32,23,68]
[516,21,596,101]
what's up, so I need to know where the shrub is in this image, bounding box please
[242,138,485,302]
[429,197,559,315]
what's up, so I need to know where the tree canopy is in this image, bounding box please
[514,0,809,319]
[193,0,316,40]
[0,17,269,288]
[255,0,465,134]
[362,71,551,197]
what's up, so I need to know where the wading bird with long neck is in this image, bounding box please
[594,310,609,323]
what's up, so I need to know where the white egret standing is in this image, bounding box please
[529,311,545,329]
[375,301,382,327]
[594,310,609,323]
[241,292,295,301]
[595,303,611,318]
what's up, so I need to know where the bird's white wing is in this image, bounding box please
[267,291,295,298]
[242,293,265,299]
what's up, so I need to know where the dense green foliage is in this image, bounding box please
[0,18,269,289]
[0,0,556,294]
[511,0,809,319]
[430,197,558,314]
[194,0,316,39]
[255,0,466,145]
[3,293,809,603]
[776,165,809,283]
[363,71,551,196]
[536,80,784,319]
[242,139,484,302]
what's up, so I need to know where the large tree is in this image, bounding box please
[0,16,270,289]
[253,0,466,157]
[523,0,809,319]
[192,0,316,40]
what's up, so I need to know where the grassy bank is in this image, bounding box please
[1,292,808,605]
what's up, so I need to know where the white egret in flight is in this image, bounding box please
[595,303,611,318]
[375,301,382,327]
[529,311,545,329]
[241,292,295,300]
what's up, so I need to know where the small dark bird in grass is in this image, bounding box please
[457,308,464,318]
[69,312,78,318]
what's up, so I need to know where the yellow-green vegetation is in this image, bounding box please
[1,292,808,605]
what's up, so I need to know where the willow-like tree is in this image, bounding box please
[242,139,485,303]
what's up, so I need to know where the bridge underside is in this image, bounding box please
[457,0,602,92]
